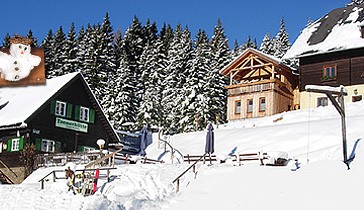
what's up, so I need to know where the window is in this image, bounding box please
[235,100,241,114]
[259,97,266,112]
[317,97,328,107]
[80,106,90,122]
[247,99,253,113]
[41,139,55,152]
[11,138,20,151]
[352,95,362,102]
[55,101,67,117]
[322,65,337,80]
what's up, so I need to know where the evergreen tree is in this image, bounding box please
[76,26,86,73]
[50,26,67,77]
[162,24,193,133]
[274,17,291,59]
[26,30,38,47]
[209,19,230,124]
[180,29,211,131]
[40,29,54,78]
[2,33,11,48]
[241,35,254,51]
[61,23,78,74]
[260,32,275,55]
[232,39,240,58]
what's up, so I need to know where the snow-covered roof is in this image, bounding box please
[283,3,364,59]
[0,72,79,128]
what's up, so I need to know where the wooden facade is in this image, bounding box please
[299,48,364,109]
[221,48,299,121]
[0,73,119,168]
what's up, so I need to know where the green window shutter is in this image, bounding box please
[89,109,95,123]
[55,141,62,152]
[66,103,73,118]
[35,138,42,151]
[75,105,80,120]
[7,139,12,152]
[19,137,24,151]
[50,100,56,114]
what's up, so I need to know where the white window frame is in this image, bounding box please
[41,139,55,153]
[11,138,20,151]
[55,101,67,117]
[79,106,90,122]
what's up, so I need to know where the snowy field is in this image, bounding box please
[1,100,364,210]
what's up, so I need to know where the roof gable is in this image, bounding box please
[284,3,364,59]
[0,72,79,128]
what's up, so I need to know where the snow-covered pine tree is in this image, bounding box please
[113,29,123,70]
[123,16,145,108]
[260,32,275,55]
[352,0,364,5]
[274,17,291,59]
[240,35,254,51]
[232,40,240,58]
[50,26,67,77]
[26,30,38,47]
[106,49,139,130]
[209,19,230,124]
[75,26,86,73]
[135,41,162,130]
[40,29,54,78]
[61,23,78,74]
[162,23,193,133]
[2,33,11,48]
[180,29,211,132]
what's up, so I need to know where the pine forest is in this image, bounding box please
[1,14,291,134]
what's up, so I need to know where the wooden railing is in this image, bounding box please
[38,167,116,190]
[172,153,207,193]
[84,149,122,169]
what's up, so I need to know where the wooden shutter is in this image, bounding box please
[19,137,24,151]
[7,139,12,152]
[66,103,73,118]
[35,138,42,151]
[89,109,95,123]
[74,105,80,120]
[55,141,62,152]
[50,100,56,114]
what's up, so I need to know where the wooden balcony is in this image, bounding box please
[226,79,286,96]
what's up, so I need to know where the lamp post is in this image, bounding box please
[97,139,105,159]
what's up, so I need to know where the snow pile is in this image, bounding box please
[1,100,364,209]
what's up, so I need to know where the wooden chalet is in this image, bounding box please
[283,3,364,109]
[0,73,119,171]
[220,48,299,121]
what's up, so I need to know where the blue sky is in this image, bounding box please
[0,0,350,48]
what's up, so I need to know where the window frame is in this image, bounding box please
[41,139,55,153]
[322,65,337,81]
[317,97,328,107]
[11,138,20,151]
[55,101,67,117]
[247,99,253,113]
[234,100,241,115]
[259,97,266,112]
[79,106,90,122]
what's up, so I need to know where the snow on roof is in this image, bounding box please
[283,4,364,59]
[0,72,79,128]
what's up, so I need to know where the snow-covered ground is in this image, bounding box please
[1,100,364,210]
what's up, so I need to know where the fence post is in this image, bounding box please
[193,164,196,173]
[176,179,180,193]
[53,171,56,182]
[107,169,110,182]
[40,179,44,190]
